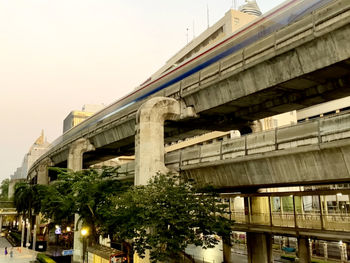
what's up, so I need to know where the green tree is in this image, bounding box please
[40,167,132,243]
[0,179,9,200]
[20,167,232,263]
[14,181,43,222]
[108,173,232,263]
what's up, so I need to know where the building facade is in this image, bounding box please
[63,104,105,133]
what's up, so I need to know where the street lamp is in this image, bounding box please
[81,228,89,263]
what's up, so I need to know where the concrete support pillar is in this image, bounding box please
[309,240,313,259]
[135,97,181,185]
[21,219,25,247]
[32,224,37,251]
[297,237,310,263]
[134,97,195,262]
[223,241,234,263]
[68,138,95,171]
[246,195,272,263]
[321,196,328,229]
[0,215,3,233]
[26,222,31,248]
[340,243,347,263]
[68,138,95,263]
[280,197,284,215]
[322,196,328,215]
[37,158,53,185]
[135,97,180,263]
[250,196,270,225]
[32,158,53,251]
[323,242,328,260]
[247,232,272,263]
[244,197,251,224]
[73,214,83,262]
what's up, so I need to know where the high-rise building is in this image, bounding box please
[9,131,50,198]
[10,130,50,181]
[63,104,105,133]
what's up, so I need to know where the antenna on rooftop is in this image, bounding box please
[193,20,195,39]
[186,27,189,44]
[207,3,210,28]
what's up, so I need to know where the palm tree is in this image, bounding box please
[14,182,42,225]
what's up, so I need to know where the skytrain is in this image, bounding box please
[51,0,335,149]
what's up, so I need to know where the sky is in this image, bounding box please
[0,0,286,181]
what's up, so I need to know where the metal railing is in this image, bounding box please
[230,210,350,232]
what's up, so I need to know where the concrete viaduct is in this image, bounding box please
[27,1,350,262]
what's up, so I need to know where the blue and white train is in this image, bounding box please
[52,0,335,148]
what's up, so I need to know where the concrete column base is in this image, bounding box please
[73,214,83,262]
[247,232,272,263]
[298,237,310,263]
[223,241,234,263]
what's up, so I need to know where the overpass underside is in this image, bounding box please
[163,113,349,190]
[116,112,350,190]
[180,138,350,190]
[179,1,350,132]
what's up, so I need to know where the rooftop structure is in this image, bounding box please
[63,104,105,133]
[148,7,260,83]
[239,0,262,17]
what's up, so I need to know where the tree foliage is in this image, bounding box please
[40,167,132,242]
[0,179,9,201]
[13,167,233,262]
[108,173,232,262]
[14,181,43,220]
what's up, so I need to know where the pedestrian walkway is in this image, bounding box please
[0,237,37,262]
[0,247,37,262]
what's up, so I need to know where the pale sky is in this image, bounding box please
[0,0,286,181]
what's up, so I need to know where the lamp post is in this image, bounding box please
[81,228,88,263]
